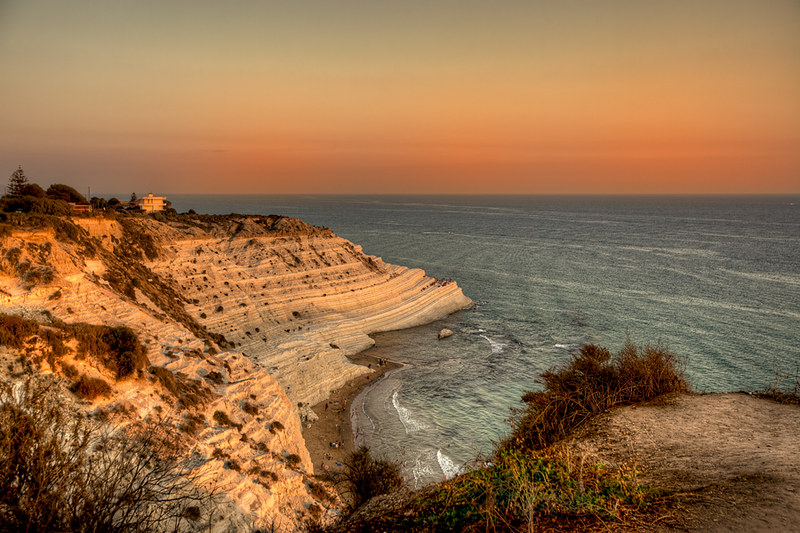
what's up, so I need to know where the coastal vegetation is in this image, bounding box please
[0,379,211,533]
[317,340,687,532]
[505,340,688,452]
[0,313,148,381]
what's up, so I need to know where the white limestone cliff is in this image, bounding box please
[0,213,472,530]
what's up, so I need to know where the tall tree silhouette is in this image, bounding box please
[7,166,28,196]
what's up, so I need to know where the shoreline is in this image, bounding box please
[303,350,403,476]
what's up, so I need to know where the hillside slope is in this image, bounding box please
[0,213,472,531]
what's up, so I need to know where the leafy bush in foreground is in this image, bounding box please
[506,340,687,451]
[323,446,658,533]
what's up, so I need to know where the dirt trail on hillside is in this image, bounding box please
[571,393,800,532]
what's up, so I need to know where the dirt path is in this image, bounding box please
[570,393,800,532]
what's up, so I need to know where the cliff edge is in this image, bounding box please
[569,392,800,532]
[0,212,472,531]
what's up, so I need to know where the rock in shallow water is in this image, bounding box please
[438,328,454,340]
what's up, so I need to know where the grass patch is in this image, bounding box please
[0,314,149,382]
[404,447,654,532]
[755,364,800,405]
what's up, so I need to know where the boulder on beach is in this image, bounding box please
[438,328,454,340]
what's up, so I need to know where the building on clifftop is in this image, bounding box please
[138,193,167,213]
[70,202,93,213]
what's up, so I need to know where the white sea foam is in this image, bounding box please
[412,456,435,488]
[553,343,579,349]
[437,449,462,480]
[479,334,507,354]
[392,391,426,433]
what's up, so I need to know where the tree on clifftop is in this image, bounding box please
[7,166,28,196]
[46,183,86,203]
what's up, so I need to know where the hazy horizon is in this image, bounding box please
[2,1,798,195]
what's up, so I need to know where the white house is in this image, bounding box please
[138,193,167,213]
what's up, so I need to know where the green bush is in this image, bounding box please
[46,184,86,203]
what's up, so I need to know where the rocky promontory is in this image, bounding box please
[0,212,472,531]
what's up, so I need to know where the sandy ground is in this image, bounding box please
[570,392,800,532]
[302,351,402,478]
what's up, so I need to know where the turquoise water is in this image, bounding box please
[168,194,800,485]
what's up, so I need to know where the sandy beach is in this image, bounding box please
[303,350,402,477]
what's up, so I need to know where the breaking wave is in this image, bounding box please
[437,449,462,480]
[479,334,507,354]
[392,391,426,433]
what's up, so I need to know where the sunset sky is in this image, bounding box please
[1,1,798,195]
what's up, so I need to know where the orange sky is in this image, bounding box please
[1,1,798,194]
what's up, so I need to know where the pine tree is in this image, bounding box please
[8,166,28,196]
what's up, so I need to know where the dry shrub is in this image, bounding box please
[0,313,39,349]
[309,481,335,504]
[70,324,149,380]
[71,374,112,400]
[151,365,179,395]
[335,446,403,509]
[506,339,687,452]
[286,453,302,469]
[755,362,800,405]
[205,370,223,384]
[179,412,206,435]
[149,366,214,410]
[0,379,213,532]
[242,401,259,416]
[59,361,79,379]
[212,410,241,429]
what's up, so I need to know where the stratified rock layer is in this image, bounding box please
[0,214,472,530]
[148,219,472,407]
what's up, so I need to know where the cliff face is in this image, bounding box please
[0,213,472,530]
[143,216,472,408]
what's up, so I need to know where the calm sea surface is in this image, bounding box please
[166,194,800,485]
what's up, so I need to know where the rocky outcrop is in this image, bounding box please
[0,213,472,530]
[147,221,472,407]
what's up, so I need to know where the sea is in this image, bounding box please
[165,194,800,487]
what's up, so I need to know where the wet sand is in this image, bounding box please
[303,351,402,477]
